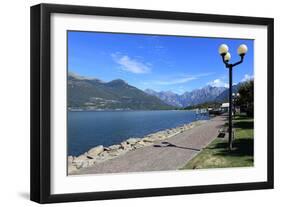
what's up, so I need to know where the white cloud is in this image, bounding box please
[208,79,228,88]
[155,77,197,85]
[154,73,213,85]
[241,74,254,82]
[112,53,151,74]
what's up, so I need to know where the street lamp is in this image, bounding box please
[232,93,240,117]
[219,44,247,150]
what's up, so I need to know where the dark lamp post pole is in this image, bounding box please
[219,44,247,151]
[228,65,233,150]
[232,93,240,118]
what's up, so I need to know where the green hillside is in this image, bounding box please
[67,74,174,110]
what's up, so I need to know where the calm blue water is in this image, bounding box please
[68,110,209,156]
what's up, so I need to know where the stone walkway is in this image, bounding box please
[72,115,226,175]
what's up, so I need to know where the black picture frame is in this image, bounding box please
[30,3,274,204]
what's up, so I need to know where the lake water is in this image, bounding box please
[68,110,209,156]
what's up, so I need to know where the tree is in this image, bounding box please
[238,80,254,117]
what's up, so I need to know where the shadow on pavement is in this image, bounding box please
[153,141,200,151]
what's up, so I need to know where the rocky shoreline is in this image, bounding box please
[68,119,208,174]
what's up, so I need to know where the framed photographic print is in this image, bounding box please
[30,3,274,203]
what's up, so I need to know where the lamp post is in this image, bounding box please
[232,92,240,118]
[219,44,247,150]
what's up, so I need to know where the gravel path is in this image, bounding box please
[72,115,226,175]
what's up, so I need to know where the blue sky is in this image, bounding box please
[68,31,254,94]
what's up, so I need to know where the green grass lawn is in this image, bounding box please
[181,115,254,170]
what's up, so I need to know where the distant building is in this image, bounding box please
[221,102,229,113]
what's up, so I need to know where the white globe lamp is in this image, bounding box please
[237,44,248,56]
[224,52,231,62]
[219,44,229,55]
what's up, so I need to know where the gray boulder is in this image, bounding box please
[126,138,141,145]
[108,144,121,150]
[121,141,132,150]
[87,145,104,157]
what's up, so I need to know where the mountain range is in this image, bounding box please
[68,72,243,110]
[145,86,227,107]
